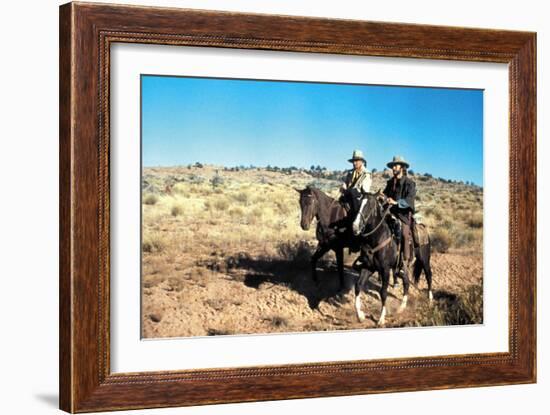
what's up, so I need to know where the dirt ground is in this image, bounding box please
[142,250,483,338]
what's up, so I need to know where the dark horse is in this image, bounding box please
[296,186,360,291]
[351,192,433,325]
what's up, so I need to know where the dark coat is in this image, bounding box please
[383,175,416,222]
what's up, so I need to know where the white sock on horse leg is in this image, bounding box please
[378,306,387,326]
[398,295,408,313]
[355,294,365,322]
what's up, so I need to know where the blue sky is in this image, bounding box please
[142,75,483,185]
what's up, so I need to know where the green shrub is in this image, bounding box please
[228,207,245,219]
[205,197,229,211]
[277,240,312,269]
[143,193,158,205]
[232,191,250,205]
[441,219,454,230]
[453,229,476,248]
[210,174,224,188]
[466,213,483,228]
[171,204,183,217]
[431,228,452,253]
[214,198,229,210]
[414,284,483,327]
[424,206,443,221]
[142,233,166,253]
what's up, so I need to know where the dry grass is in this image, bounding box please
[142,232,167,253]
[171,204,184,217]
[466,213,483,228]
[142,165,483,257]
[141,165,484,335]
[276,240,314,269]
[413,284,483,326]
[431,228,450,253]
[143,193,159,205]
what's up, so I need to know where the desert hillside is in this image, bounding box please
[141,164,483,338]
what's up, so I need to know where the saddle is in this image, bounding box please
[391,214,430,248]
[413,222,430,247]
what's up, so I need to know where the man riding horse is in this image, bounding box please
[337,150,371,236]
[383,155,416,278]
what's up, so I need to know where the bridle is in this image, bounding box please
[356,198,391,237]
[302,191,318,225]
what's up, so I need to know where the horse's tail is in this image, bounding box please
[413,252,423,285]
[414,234,432,285]
[413,227,431,285]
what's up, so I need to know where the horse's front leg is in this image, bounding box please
[378,267,390,326]
[335,245,345,292]
[354,269,369,322]
[391,261,400,288]
[398,263,411,314]
[311,244,330,285]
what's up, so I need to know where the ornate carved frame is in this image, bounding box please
[59,2,536,412]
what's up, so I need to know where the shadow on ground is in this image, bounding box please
[233,257,406,312]
[230,255,355,309]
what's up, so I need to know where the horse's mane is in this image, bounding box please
[306,186,335,202]
[304,186,346,228]
[364,192,385,216]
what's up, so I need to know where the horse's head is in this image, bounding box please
[295,187,317,231]
[352,193,380,236]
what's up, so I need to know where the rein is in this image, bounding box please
[359,204,391,237]
[366,235,393,256]
[357,201,393,259]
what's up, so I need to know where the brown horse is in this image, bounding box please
[296,186,360,291]
[351,192,433,325]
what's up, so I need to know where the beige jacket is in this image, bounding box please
[341,168,372,195]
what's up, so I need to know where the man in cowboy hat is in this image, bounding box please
[383,156,416,277]
[340,149,372,199]
[336,150,372,236]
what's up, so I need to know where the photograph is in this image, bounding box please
[140,75,484,338]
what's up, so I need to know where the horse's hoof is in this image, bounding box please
[397,295,408,314]
[377,307,387,327]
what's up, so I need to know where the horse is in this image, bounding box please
[375,191,433,301]
[295,186,360,292]
[351,192,433,326]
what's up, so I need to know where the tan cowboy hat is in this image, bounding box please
[348,149,366,163]
[387,155,410,169]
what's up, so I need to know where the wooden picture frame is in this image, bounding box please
[59,2,536,412]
